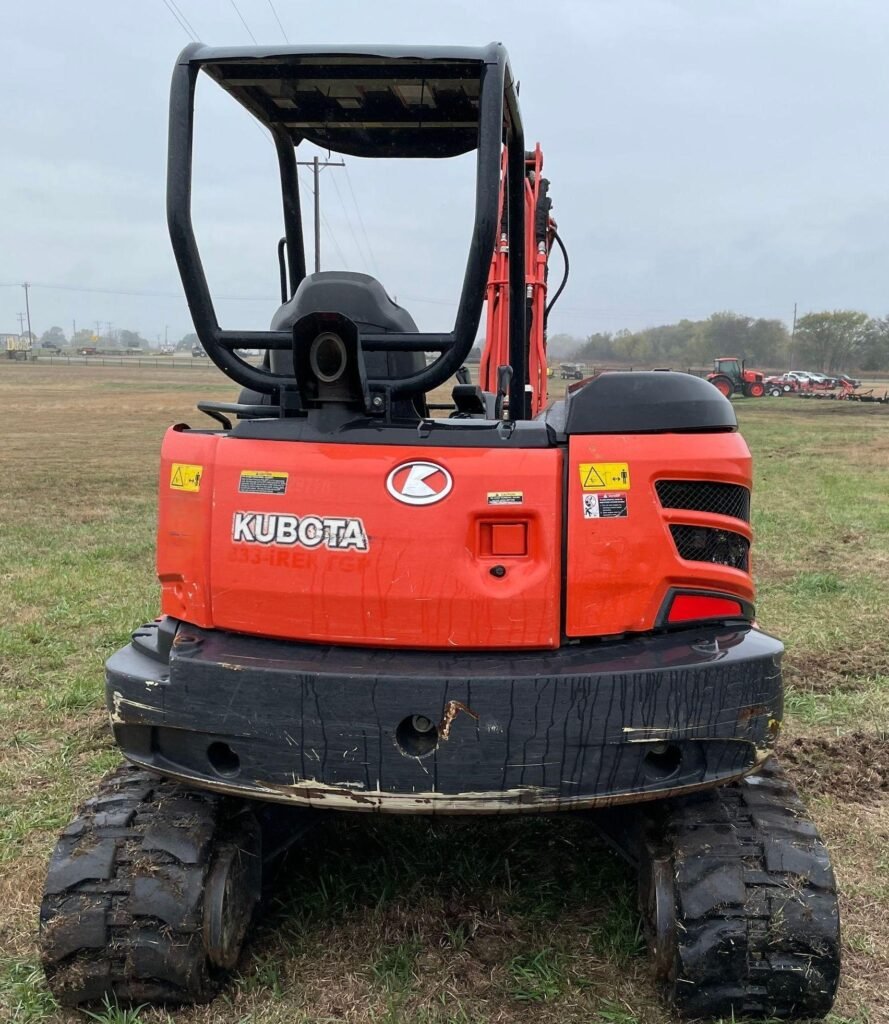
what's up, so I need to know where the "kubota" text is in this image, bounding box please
[231,512,368,551]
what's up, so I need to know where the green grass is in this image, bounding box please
[784,676,889,728]
[507,949,567,1002]
[370,940,423,992]
[83,996,150,1024]
[1,367,888,1023]
[0,959,58,1023]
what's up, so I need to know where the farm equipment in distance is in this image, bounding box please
[559,362,585,379]
[38,41,841,1021]
[765,373,888,403]
[707,356,766,398]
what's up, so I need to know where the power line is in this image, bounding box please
[159,0,196,40]
[0,279,789,321]
[343,163,381,277]
[320,210,349,268]
[228,0,257,43]
[168,0,199,39]
[3,280,276,302]
[266,0,289,42]
[296,160,347,271]
[329,171,371,274]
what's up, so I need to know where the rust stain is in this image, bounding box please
[438,700,479,742]
[736,703,769,724]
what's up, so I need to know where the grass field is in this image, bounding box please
[0,363,887,1024]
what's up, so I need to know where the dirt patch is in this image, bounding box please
[782,733,889,803]
[784,647,889,693]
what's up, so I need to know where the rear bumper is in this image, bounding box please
[106,619,783,814]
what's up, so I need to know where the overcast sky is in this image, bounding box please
[2,0,888,344]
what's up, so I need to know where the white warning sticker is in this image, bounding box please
[582,492,628,519]
[487,491,523,506]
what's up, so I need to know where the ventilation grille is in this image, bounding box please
[656,480,750,522]
[670,525,750,571]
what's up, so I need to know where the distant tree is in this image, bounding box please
[856,316,889,371]
[541,309,889,373]
[574,332,614,361]
[688,312,789,368]
[612,329,655,363]
[72,329,94,346]
[40,326,67,347]
[747,318,790,367]
[177,333,199,352]
[793,310,869,372]
[546,333,584,358]
[119,329,147,349]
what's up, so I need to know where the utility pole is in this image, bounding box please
[95,320,102,342]
[22,282,32,342]
[295,155,345,272]
[789,302,797,371]
[17,312,26,336]
[72,319,76,343]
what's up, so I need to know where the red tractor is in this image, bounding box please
[707,357,766,398]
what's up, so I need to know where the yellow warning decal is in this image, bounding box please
[170,463,203,493]
[239,470,288,495]
[578,462,630,491]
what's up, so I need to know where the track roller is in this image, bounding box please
[638,759,841,1019]
[40,764,265,1007]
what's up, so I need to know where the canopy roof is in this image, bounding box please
[188,43,507,158]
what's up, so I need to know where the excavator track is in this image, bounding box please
[40,764,263,1007]
[639,758,841,1019]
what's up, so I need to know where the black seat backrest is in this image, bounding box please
[268,271,425,382]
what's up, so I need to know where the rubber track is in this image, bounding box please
[40,764,225,1006]
[649,758,841,1018]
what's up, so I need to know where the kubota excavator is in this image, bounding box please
[39,43,840,1019]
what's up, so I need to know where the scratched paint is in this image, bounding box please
[120,752,769,815]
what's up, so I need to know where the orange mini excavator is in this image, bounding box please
[40,43,840,1019]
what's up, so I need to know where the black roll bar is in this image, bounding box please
[166,43,527,416]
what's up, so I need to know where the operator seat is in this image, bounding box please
[270,271,423,379]
[238,272,425,417]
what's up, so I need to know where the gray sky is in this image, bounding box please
[2,0,888,343]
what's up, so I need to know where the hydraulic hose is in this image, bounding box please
[545,227,569,323]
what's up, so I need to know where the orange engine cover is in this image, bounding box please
[157,424,756,650]
[158,429,563,649]
[565,432,753,635]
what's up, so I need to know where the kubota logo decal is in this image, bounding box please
[232,512,368,551]
[386,461,453,506]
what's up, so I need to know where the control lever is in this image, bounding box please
[494,364,513,420]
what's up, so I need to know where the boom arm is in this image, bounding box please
[478,145,556,416]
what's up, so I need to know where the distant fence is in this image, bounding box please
[30,355,224,370]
